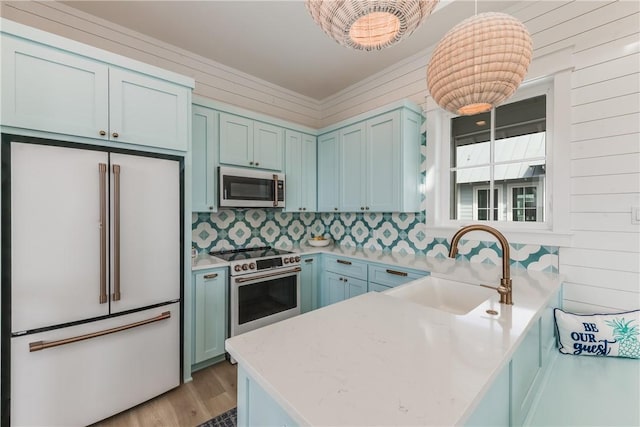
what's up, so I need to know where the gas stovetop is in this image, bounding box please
[210,246,300,275]
[209,246,293,261]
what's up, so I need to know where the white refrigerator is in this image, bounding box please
[1,136,183,426]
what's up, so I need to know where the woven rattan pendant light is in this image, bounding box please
[305,0,439,51]
[427,12,533,115]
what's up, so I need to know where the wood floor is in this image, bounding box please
[92,361,237,427]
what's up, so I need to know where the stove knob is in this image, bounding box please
[234,265,242,272]
[283,258,289,264]
[241,264,248,271]
[289,256,296,263]
[294,256,301,263]
[249,262,256,270]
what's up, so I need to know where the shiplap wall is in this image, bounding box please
[321,1,640,314]
[2,1,638,312]
[0,1,323,128]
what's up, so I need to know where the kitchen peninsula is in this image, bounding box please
[225,247,563,426]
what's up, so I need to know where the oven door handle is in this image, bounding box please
[235,267,301,283]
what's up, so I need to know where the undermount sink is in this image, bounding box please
[385,276,496,315]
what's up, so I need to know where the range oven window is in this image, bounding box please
[238,274,297,325]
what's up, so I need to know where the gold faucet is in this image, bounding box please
[448,224,513,305]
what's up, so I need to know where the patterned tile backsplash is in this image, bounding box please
[191,210,559,272]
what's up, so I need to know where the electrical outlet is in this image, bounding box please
[632,206,640,225]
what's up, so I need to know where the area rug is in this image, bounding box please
[198,407,236,427]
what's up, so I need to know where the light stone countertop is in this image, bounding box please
[191,252,230,271]
[224,243,563,426]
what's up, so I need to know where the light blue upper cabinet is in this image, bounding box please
[254,122,284,171]
[192,105,219,212]
[285,130,317,212]
[317,131,340,212]
[219,113,284,171]
[366,111,401,212]
[301,134,318,212]
[1,35,109,140]
[109,68,189,150]
[339,123,367,212]
[317,102,422,213]
[1,31,192,151]
[219,113,253,167]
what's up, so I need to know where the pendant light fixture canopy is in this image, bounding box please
[427,12,533,116]
[305,0,439,51]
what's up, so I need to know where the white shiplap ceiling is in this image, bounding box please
[61,0,523,101]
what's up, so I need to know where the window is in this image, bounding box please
[450,95,547,224]
[425,47,573,245]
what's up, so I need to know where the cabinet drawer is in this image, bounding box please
[323,255,367,280]
[368,264,428,288]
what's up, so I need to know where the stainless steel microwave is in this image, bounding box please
[219,166,285,208]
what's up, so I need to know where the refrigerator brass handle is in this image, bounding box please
[203,273,218,280]
[273,174,278,207]
[235,267,301,283]
[336,259,352,265]
[112,164,121,301]
[99,163,108,304]
[29,311,171,352]
[385,269,408,277]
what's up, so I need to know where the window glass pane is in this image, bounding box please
[451,112,491,168]
[449,94,547,223]
[451,167,490,220]
[495,95,546,138]
[495,132,546,163]
[494,161,546,183]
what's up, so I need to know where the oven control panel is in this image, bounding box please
[232,256,300,273]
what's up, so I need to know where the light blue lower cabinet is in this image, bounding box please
[465,289,561,426]
[192,267,228,371]
[321,271,367,307]
[367,264,429,288]
[368,282,392,293]
[300,255,319,313]
[237,365,298,427]
[464,363,511,426]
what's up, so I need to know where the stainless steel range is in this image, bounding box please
[210,246,301,337]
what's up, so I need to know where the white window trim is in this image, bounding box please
[425,46,574,247]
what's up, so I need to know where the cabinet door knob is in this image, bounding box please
[209,206,214,210]
[255,162,259,166]
[99,130,106,136]
[334,207,338,211]
[249,161,254,165]
[303,208,307,211]
[360,207,364,210]
[112,132,119,138]
[365,207,370,210]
